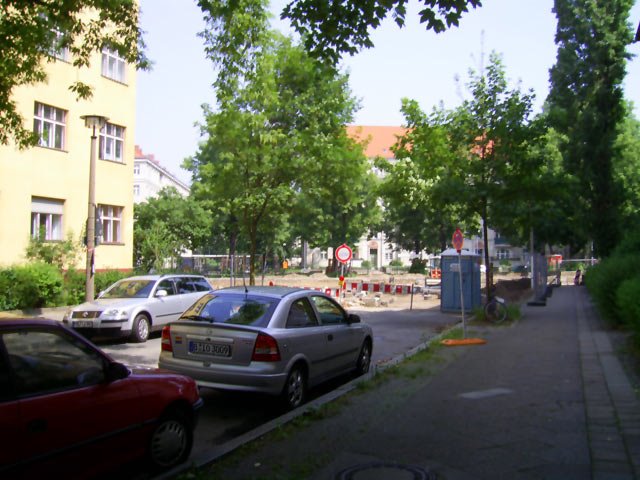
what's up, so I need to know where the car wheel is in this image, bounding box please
[148,409,193,471]
[131,314,150,343]
[355,340,372,376]
[281,364,306,410]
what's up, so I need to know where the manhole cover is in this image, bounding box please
[336,462,437,480]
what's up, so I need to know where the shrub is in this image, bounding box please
[61,268,86,306]
[12,263,64,309]
[585,254,640,326]
[616,277,640,345]
[95,270,129,295]
[409,258,427,274]
[0,268,20,310]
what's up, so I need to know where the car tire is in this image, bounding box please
[281,364,306,410]
[148,409,193,471]
[131,314,150,343]
[355,339,372,376]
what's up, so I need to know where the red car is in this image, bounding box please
[0,318,203,479]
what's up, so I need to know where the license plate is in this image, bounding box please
[73,321,94,328]
[188,341,231,357]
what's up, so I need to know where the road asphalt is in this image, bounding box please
[173,285,640,480]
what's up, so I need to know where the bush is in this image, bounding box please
[409,258,427,274]
[0,268,20,310]
[95,270,129,295]
[616,277,640,345]
[61,268,86,306]
[10,263,64,309]
[585,254,640,326]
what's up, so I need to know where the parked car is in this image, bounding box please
[159,286,373,410]
[63,274,213,342]
[0,318,203,479]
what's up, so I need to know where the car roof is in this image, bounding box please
[114,274,207,282]
[213,286,316,299]
[0,318,62,328]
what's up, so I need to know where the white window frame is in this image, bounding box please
[99,123,125,162]
[49,29,69,61]
[101,47,126,82]
[98,204,123,243]
[33,102,66,150]
[133,184,140,196]
[133,163,140,175]
[31,198,63,241]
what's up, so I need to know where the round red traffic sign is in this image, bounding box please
[335,244,352,264]
[452,228,464,253]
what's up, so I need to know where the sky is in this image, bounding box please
[135,0,640,185]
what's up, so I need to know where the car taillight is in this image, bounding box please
[252,333,281,362]
[161,325,173,352]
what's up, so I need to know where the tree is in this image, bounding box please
[378,100,470,255]
[613,107,640,229]
[133,188,212,272]
[189,34,360,284]
[198,0,482,64]
[546,0,634,257]
[0,1,148,148]
[447,52,544,290]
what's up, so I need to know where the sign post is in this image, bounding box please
[335,244,352,301]
[452,228,466,338]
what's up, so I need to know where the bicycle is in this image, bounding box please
[484,295,508,324]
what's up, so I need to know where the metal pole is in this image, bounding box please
[458,252,466,338]
[85,127,97,302]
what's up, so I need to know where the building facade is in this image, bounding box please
[133,146,190,203]
[0,38,136,271]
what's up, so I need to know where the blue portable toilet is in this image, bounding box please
[440,248,481,313]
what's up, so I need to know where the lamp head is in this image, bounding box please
[80,115,108,130]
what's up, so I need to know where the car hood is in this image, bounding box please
[70,298,152,311]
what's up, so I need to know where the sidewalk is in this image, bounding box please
[194,286,640,480]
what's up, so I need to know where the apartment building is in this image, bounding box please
[0,38,136,270]
[134,146,190,203]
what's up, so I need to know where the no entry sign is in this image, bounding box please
[452,228,464,253]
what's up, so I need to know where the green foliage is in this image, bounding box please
[25,232,82,270]
[60,268,86,306]
[616,277,640,342]
[409,258,427,274]
[0,263,64,309]
[585,254,640,326]
[546,0,634,257]
[95,270,129,296]
[0,1,149,148]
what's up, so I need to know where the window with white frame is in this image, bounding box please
[133,163,140,175]
[99,123,125,162]
[49,29,69,61]
[133,184,140,196]
[31,198,63,241]
[101,47,126,82]
[98,205,123,243]
[497,248,510,260]
[33,102,66,150]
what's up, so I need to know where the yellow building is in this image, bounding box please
[0,40,136,271]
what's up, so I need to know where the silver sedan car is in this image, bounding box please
[158,286,373,410]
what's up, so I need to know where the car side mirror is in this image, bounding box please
[155,289,168,298]
[105,362,130,382]
[347,313,361,324]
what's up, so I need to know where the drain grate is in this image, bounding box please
[336,462,437,480]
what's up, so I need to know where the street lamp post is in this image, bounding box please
[81,114,108,302]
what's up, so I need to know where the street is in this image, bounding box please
[99,304,459,473]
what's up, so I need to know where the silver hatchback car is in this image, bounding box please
[63,274,213,343]
[158,286,373,409]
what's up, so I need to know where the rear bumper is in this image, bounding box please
[158,355,288,396]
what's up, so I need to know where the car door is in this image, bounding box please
[282,298,333,383]
[309,295,361,376]
[176,276,212,312]
[1,327,144,479]
[150,277,185,327]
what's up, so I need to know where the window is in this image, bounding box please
[33,102,66,149]
[286,299,318,328]
[99,123,125,162]
[31,198,63,241]
[101,47,126,82]
[4,329,105,397]
[98,205,123,243]
[497,249,510,260]
[310,296,346,325]
[133,163,140,175]
[49,29,69,61]
[133,184,140,196]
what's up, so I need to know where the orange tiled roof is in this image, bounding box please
[346,125,407,159]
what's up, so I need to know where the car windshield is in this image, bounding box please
[182,294,276,327]
[100,280,155,299]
